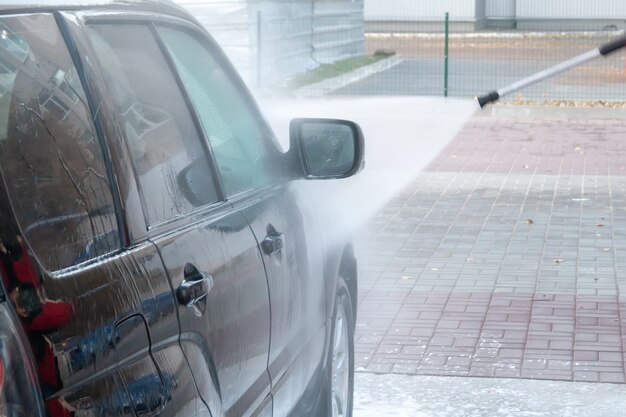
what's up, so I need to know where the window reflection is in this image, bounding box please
[0,15,119,271]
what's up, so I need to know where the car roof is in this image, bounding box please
[0,0,192,20]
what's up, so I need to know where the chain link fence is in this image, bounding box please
[332,0,626,102]
[335,28,626,103]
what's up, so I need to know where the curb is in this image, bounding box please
[367,30,625,40]
[292,55,404,98]
[481,104,626,120]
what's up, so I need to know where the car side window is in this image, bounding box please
[85,23,220,227]
[156,25,281,197]
[0,15,120,271]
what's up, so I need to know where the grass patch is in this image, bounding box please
[287,55,389,89]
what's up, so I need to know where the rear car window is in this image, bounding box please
[0,15,120,271]
[85,23,220,227]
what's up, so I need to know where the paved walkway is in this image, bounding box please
[354,108,626,383]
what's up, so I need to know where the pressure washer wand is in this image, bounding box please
[476,33,626,108]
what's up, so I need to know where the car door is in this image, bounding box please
[80,17,273,417]
[154,23,328,415]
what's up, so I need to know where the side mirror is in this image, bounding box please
[289,118,364,179]
[177,159,219,207]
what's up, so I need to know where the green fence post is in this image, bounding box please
[444,12,449,97]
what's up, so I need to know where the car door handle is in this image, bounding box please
[261,226,284,256]
[177,263,213,307]
[131,379,168,417]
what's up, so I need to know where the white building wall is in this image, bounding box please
[517,0,626,19]
[475,0,486,20]
[365,0,626,29]
[365,0,477,21]
[486,0,515,18]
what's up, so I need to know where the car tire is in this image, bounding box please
[325,279,355,417]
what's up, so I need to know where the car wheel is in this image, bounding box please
[328,280,354,417]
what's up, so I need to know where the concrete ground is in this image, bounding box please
[353,373,626,417]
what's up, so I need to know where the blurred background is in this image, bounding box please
[174,0,626,103]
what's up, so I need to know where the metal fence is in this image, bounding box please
[313,1,626,102]
[255,2,365,87]
[175,0,365,88]
[178,1,626,103]
[334,6,626,102]
[334,26,626,103]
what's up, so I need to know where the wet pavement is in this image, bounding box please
[354,106,626,383]
[261,96,626,402]
[353,373,626,417]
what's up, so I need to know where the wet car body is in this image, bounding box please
[0,2,361,417]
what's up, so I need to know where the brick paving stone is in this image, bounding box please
[354,110,626,383]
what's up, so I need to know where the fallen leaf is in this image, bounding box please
[597,224,605,227]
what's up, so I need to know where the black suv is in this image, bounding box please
[0,2,363,417]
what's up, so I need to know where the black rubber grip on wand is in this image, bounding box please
[477,91,500,108]
[599,34,626,56]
